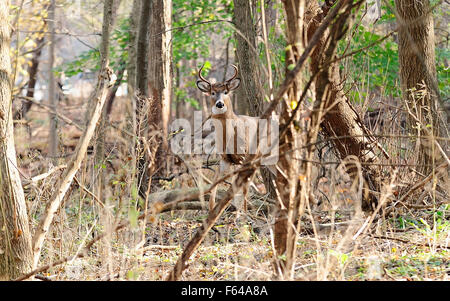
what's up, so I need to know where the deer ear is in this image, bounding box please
[227,78,240,91]
[196,80,211,93]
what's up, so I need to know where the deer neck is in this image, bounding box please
[212,109,236,121]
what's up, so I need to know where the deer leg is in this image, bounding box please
[209,186,217,211]
[209,160,230,211]
[209,167,220,212]
[242,182,248,213]
[242,172,257,213]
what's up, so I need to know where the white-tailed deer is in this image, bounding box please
[196,64,277,212]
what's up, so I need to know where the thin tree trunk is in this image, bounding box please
[0,0,34,280]
[14,32,46,120]
[148,0,172,151]
[94,0,119,206]
[166,169,254,281]
[395,0,447,174]
[272,0,305,279]
[48,0,58,162]
[137,0,172,197]
[175,63,181,119]
[135,0,151,97]
[125,0,141,204]
[134,0,152,198]
[233,0,279,255]
[106,61,126,117]
[233,0,264,117]
[127,0,140,95]
[31,0,115,269]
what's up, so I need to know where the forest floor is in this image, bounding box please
[13,96,449,281]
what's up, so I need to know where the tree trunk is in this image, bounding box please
[148,0,172,151]
[127,0,140,94]
[126,0,140,166]
[105,61,126,117]
[48,0,58,161]
[137,0,172,198]
[272,0,305,279]
[134,0,152,198]
[94,0,120,207]
[306,0,386,210]
[0,0,34,280]
[233,0,265,116]
[14,31,46,120]
[135,0,151,97]
[233,0,279,234]
[395,0,447,174]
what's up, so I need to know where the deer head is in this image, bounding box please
[196,64,241,117]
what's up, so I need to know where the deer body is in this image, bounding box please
[213,106,260,167]
[197,64,259,211]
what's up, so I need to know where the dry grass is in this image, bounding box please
[14,94,449,281]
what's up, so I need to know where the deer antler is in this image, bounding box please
[225,64,238,83]
[198,64,211,86]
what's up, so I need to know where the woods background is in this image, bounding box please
[0,0,449,281]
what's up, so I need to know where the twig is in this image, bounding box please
[370,234,450,250]
[29,164,67,183]
[34,274,52,281]
[391,161,449,214]
[383,268,397,280]
[16,96,83,131]
[73,176,105,208]
[141,245,179,251]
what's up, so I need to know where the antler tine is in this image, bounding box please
[198,64,211,85]
[226,64,238,82]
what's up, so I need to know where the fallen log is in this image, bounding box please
[146,188,271,214]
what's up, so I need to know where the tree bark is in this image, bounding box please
[135,0,151,97]
[94,1,120,215]
[14,30,46,120]
[137,0,172,198]
[306,0,387,210]
[48,0,58,161]
[233,0,264,116]
[127,0,140,94]
[164,0,342,280]
[134,0,152,198]
[105,61,126,117]
[272,0,305,279]
[148,0,172,150]
[395,0,447,174]
[233,0,278,219]
[0,0,34,280]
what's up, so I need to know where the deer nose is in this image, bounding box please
[216,102,224,109]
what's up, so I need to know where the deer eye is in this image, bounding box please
[224,91,228,95]
[212,92,215,96]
